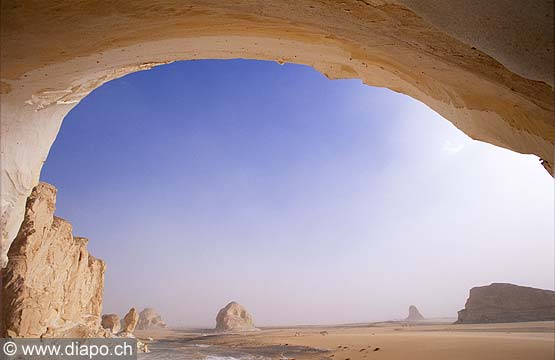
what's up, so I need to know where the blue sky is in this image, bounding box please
[41,60,554,327]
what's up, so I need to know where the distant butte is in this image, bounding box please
[457,283,555,324]
[405,305,425,321]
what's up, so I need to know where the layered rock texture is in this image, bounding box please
[0,182,107,338]
[457,283,555,324]
[137,308,166,330]
[215,302,257,332]
[101,314,121,334]
[122,308,139,333]
[1,1,553,267]
[405,305,425,321]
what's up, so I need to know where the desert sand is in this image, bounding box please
[137,321,555,359]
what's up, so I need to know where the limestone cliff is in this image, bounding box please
[1,182,107,338]
[456,283,555,324]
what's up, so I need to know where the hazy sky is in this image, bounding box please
[41,60,554,328]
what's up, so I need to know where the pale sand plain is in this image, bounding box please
[137,321,555,360]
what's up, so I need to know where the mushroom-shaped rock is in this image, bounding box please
[121,308,139,333]
[215,302,257,332]
[101,314,121,334]
[137,308,166,330]
[405,305,425,321]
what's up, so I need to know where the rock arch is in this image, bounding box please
[1,1,553,265]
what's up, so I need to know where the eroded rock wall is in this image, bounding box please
[456,283,555,324]
[0,182,107,338]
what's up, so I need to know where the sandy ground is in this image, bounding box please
[137,321,555,359]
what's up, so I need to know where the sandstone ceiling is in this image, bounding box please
[1,1,553,266]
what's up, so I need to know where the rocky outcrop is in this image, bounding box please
[215,302,257,332]
[405,305,425,321]
[122,308,139,333]
[456,283,555,324]
[117,308,149,352]
[137,308,166,330]
[0,182,107,338]
[101,314,121,334]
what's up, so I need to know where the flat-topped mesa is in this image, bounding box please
[0,182,107,338]
[137,308,167,330]
[456,283,555,324]
[215,302,257,332]
[405,305,425,321]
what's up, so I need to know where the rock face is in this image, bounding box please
[0,182,107,338]
[405,305,425,321]
[101,314,121,334]
[122,308,139,333]
[457,283,555,324]
[215,302,257,332]
[137,308,166,330]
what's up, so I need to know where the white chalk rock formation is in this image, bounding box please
[0,182,107,338]
[215,302,257,332]
[137,308,166,330]
[121,308,139,333]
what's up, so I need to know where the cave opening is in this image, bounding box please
[1,2,553,358]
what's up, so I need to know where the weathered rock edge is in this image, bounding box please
[1,182,107,338]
